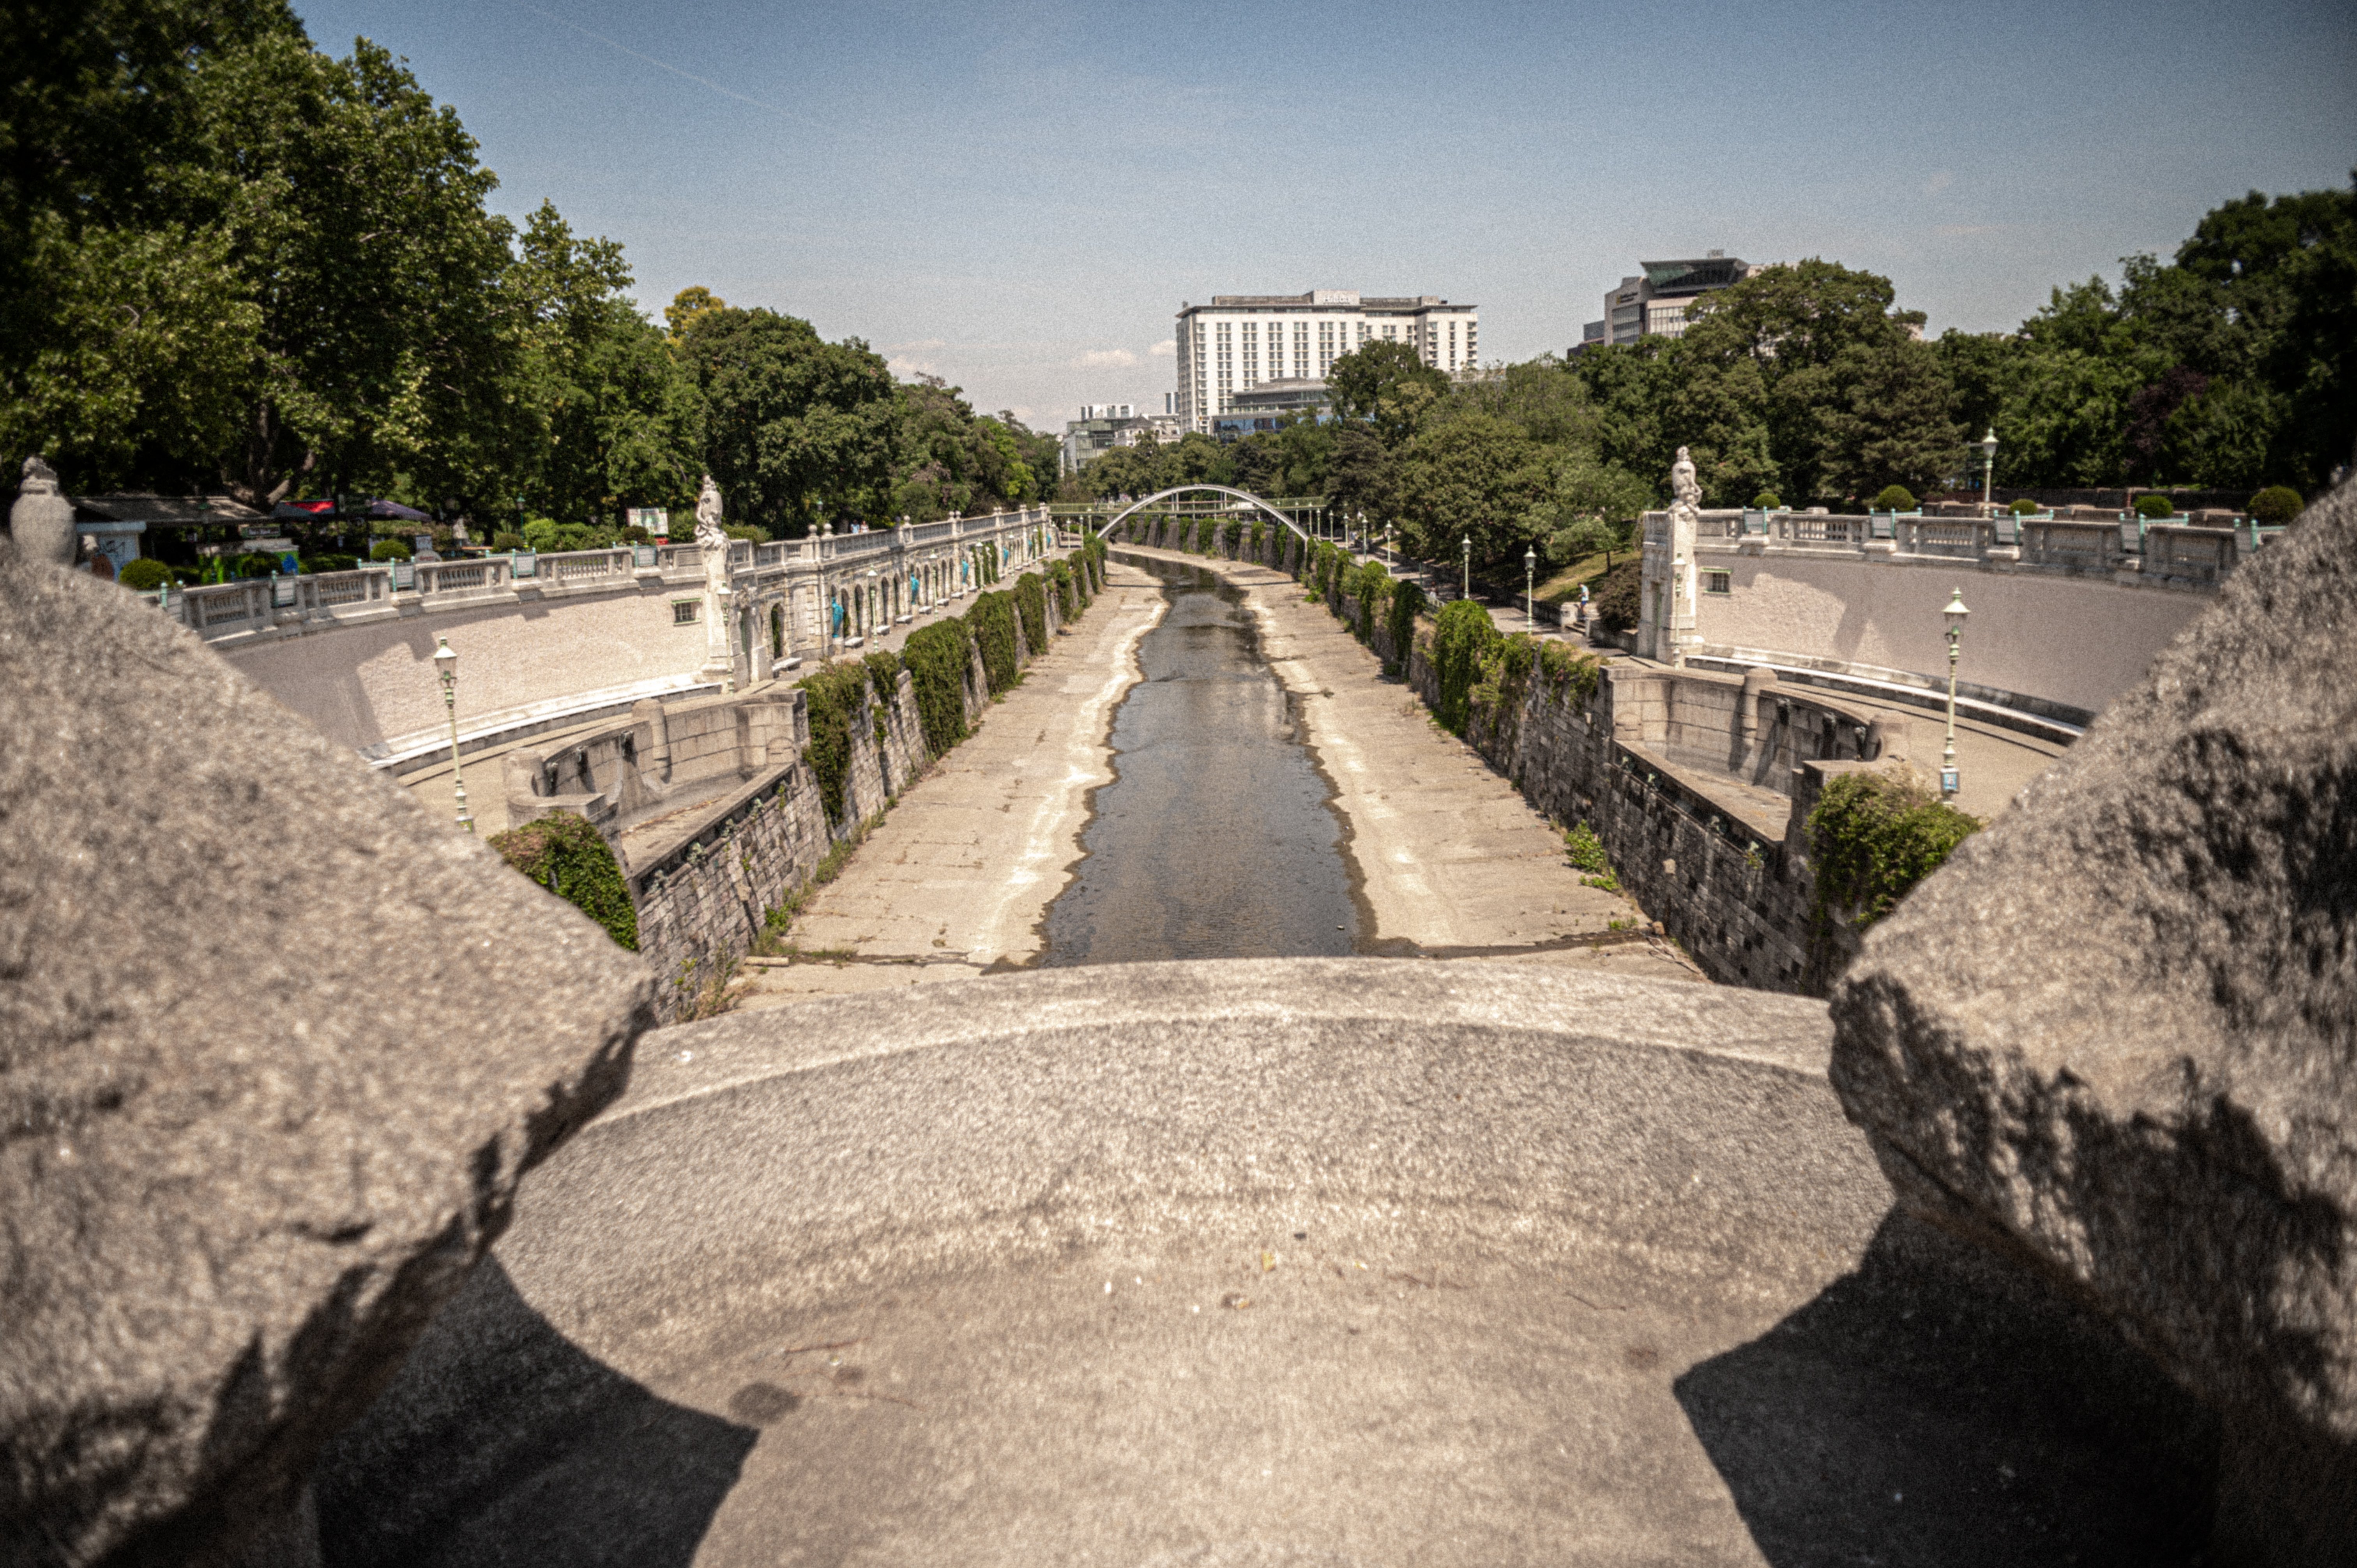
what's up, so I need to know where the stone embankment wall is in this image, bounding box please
[510,558,1088,1020]
[1117,520,1891,992]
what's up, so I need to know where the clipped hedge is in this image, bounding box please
[1872,484,1917,512]
[796,662,873,823]
[902,618,975,756]
[1015,571,1048,652]
[2249,485,2303,525]
[118,558,173,591]
[2134,493,2174,519]
[1807,769,1981,931]
[491,813,638,950]
[968,589,1019,692]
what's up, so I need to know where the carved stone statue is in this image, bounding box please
[693,473,725,550]
[9,456,77,567]
[692,473,734,682]
[1670,445,1702,516]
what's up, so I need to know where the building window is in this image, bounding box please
[673,600,700,624]
[1703,570,1732,596]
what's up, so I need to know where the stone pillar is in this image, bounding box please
[1866,714,1907,765]
[1737,666,1776,776]
[631,697,671,782]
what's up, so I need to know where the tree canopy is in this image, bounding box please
[0,4,1056,544]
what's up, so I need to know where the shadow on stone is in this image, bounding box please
[1674,1210,2218,1567]
[313,1258,756,1568]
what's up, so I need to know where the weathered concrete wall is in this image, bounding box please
[1694,553,2205,719]
[225,583,707,758]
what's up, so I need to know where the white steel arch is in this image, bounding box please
[1101,485,1312,542]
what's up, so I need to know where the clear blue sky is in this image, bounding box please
[298,0,2352,430]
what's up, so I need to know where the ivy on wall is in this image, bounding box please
[795,661,874,822]
[1807,770,1981,929]
[968,589,1019,692]
[1385,577,1426,663]
[1431,597,1500,734]
[901,618,975,756]
[491,813,639,950]
[1015,571,1048,653]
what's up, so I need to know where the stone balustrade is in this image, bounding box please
[151,505,1062,654]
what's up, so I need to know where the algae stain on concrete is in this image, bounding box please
[1039,556,1358,966]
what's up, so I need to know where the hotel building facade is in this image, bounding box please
[1173,290,1477,434]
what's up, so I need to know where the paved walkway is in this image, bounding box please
[740,549,1699,1010]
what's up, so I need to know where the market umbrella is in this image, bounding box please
[366,499,433,521]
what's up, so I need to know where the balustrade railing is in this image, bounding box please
[2020,520,2124,571]
[1895,516,1993,558]
[2144,524,2237,585]
[163,506,1067,641]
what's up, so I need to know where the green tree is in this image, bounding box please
[1392,411,1549,570]
[676,304,899,535]
[1329,340,1449,447]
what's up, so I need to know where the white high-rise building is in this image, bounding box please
[1173,290,1477,434]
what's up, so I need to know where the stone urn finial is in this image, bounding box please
[10,456,78,567]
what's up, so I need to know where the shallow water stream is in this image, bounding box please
[1039,555,1357,964]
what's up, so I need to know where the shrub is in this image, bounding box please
[2008,498,2040,517]
[118,558,173,590]
[1385,577,1426,660]
[901,619,975,756]
[967,590,1019,691]
[1249,519,1265,556]
[796,662,874,824]
[301,553,360,575]
[369,539,412,562]
[1048,558,1077,620]
[1431,597,1502,735]
[1750,491,1783,511]
[233,552,280,578]
[1538,640,1602,705]
[2249,486,2304,525]
[1871,485,1917,513]
[1353,560,1390,643]
[2134,494,2174,519]
[491,530,525,551]
[491,813,638,950]
[1014,571,1048,652]
[1591,558,1641,633]
[1807,770,1981,931]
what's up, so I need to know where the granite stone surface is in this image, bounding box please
[1829,479,2357,1560]
[0,554,654,1566]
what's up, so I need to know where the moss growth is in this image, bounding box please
[1537,639,1602,705]
[492,813,639,950]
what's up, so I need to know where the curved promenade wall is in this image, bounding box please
[1694,553,2207,721]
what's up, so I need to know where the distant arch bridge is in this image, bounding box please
[1072,487,1337,543]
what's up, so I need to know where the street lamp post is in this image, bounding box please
[1461,535,1471,600]
[1524,546,1537,632]
[433,637,473,833]
[1941,587,1969,800]
[1978,429,1999,517]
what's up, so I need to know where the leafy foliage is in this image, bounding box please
[118,558,174,590]
[491,813,639,950]
[1385,576,1426,661]
[1431,598,1502,735]
[2134,493,2174,519]
[1806,770,1981,929]
[1591,559,1641,633]
[1751,491,1783,510]
[1872,485,1917,512]
[1014,571,1048,652]
[795,662,873,824]
[966,589,1019,692]
[2250,485,2304,524]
